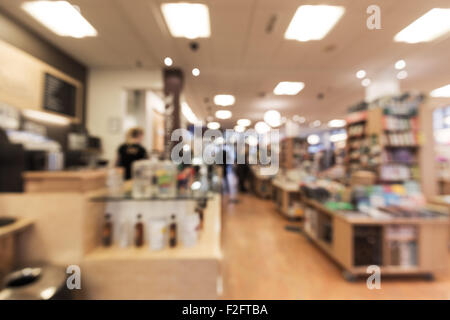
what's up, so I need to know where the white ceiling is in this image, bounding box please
[1,0,450,128]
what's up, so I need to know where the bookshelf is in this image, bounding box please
[346,100,421,184]
[279,137,308,170]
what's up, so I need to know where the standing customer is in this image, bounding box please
[116,127,148,180]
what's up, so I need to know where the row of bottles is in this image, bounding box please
[101,207,205,250]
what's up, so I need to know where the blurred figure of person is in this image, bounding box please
[116,127,147,180]
[236,148,250,193]
[222,146,230,193]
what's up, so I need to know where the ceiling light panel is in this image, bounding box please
[394,8,450,43]
[161,3,211,39]
[285,5,345,42]
[430,84,450,97]
[273,82,305,95]
[21,1,97,38]
[215,110,232,119]
[214,95,235,106]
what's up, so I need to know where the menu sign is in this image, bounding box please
[43,73,76,117]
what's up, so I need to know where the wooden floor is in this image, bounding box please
[221,193,450,300]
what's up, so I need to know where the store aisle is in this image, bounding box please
[221,194,450,300]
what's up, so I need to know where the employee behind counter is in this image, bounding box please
[116,127,148,180]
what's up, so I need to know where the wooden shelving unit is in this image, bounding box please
[301,195,449,280]
[346,103,421,184]
[280,137,308,170]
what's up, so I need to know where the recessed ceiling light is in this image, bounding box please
[214,95,235,106]
[264,110,281,127]
[397,70,408,80]
[215,110,232,119]
[207,121,220,130]
[273,81,305,95]
[161,3,211,39]
[362,78,371,87]
[234,125,245,133]
[330,132,348,142]
[285,5,345,41]
[356,70,366,79]
[395,60,406,70]
[21,1,97,38]
[237,119,251,127]
[307,134,321,145]
[164,57,173,66]
[181,102,200,124]
[311,120,321,128]
[430,84,450,97]
[394,8,450,43]
[298,116,306,124]
[192,68,200,76]
[328,119,346,128]
[255,121,270,134]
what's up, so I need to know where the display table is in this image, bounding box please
[250,167,273,199]
[80,193,222,299]
[301,196,449,280]
[23,168,122,193]
[271,178,302,219]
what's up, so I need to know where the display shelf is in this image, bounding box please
[301,194,449,280]
[271,178,303,219]
[90,191,213,202]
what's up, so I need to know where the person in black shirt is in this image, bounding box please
[116,127,147,180]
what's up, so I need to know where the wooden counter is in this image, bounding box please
[80,193,222,299]
[271,178,302,219]
[23,168,122,193]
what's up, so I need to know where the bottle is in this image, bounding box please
[102,213,113,247]
[134,214,144,247]
[169,214,177,248]
[195,207,204,230]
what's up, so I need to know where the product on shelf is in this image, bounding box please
[102,213,113,247]
[134,214,144,247]
[169,214,177,248]
[148,219,167,251]
[385,225,417,267]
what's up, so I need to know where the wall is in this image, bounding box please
[0,9,87,122]
[86,68,163,162]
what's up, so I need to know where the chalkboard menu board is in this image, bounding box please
[43,73,77,117]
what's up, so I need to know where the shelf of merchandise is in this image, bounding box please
[300,195,449,280]
[345,105,421,184]
[279,137,308,170]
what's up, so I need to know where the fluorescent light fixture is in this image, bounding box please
[255,121,270,134]
[285,5,345,42]
[234,125,245,133]
[273,81,305,95]
[430,84,450,97]
[445,116,450,126]
[395,60,406,70]
[207,122,220,130]
[161,3,211,39]
[330,132,347,142]
[264,110,281,127]
[307,134,321,145]
[182,102,200,124]
[215,110,232,119]
[356,70,366,79]
[192,68,200,77]
[164,57,173,66]
[237,119,251,127]
[214,95,235,106]
[22,109,70,125]
[362,78,371,87]
[22,1,97,38]
[394,8,450,43]
[328,119,346,128]
[397,70,408,80]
